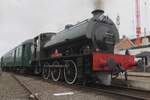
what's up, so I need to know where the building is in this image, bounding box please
[115,34,150,72]
[114,36,135,54]
[115,34,150,54]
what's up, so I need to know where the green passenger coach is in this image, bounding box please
[1,39,33,72]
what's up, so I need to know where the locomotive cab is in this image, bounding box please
[32,32,56,61]
[32,32,56,74]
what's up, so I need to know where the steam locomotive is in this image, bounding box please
[0,10,136,85]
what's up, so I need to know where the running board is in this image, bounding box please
[44,65,68,68]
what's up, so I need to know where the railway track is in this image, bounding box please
[54,82,150,100]
[11,73,150,100]
[91,85,150,100]
[44,78,150,100]
[11,74,40,100]
[0,73,32,100]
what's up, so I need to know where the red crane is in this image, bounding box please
[135,0,141,46]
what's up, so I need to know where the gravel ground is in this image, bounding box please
[0,72,137,100]
[0,73,30,100]
[15,74,131,100]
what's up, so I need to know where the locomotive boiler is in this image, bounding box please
[44,10,119,54]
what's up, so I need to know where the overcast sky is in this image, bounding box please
[0,0,150,57]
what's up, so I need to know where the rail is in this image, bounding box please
[11,74,40,100]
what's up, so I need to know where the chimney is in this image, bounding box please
[92,9,104,17]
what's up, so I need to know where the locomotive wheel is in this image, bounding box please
[51,61,61,82]
[64,60,77,84]
[42,63,50,80]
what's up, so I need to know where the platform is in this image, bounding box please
[128,72,150,77]
[113,72,150,91]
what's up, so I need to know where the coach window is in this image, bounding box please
[36,39,39,47]
[16,48,18,57]
[18,48,20,57]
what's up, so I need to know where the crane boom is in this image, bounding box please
[135,0,141,46]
